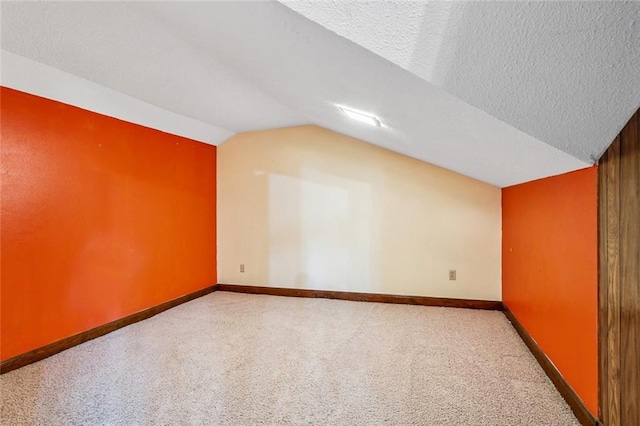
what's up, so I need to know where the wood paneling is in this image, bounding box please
[599,108,640,426]
[0,285,218,374]
[504,308,598,426]
[217,284,504,310]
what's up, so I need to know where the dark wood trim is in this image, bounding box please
[618,110,640,426]
[217,283,503,311]
[599,135,622,425]
[504,308,599,426]
[0,284,218,374]
[598,107,640,426]
[220,283,599,424]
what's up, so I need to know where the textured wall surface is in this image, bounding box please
[218,126,501,301]
[1,88,217,361]
[1,1,593,187]
[502,167,598,415]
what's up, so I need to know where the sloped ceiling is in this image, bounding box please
[2,1,639,187]
[283,0,640,163]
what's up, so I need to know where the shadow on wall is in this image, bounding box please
[217,126,501,300]
[267,169,372,292]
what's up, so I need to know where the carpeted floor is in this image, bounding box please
[1,291,578,425]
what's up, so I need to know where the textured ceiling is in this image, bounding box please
[2,1,635,187]
[283,0,640,163]
[1,2,306,134]
[2,51,235,145]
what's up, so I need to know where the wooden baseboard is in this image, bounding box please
[217,283,503,311]
[0,284,218,374]
[503,308,599,426]
[2,283,598,426]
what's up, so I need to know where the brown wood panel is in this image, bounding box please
[598,140,610,423]
[599,107,640,426]
[504,308,598,426]
[619,111,640,426]
[217,283,504,310]
[601,136,622,426]
[0,285,218,374]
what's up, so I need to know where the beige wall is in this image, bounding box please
[217,126,501,300]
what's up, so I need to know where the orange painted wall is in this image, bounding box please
[502,167,598,415]
[1,87,217,361]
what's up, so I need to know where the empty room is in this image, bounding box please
[1,1,639,425]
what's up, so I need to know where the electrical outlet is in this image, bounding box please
[240,264,245,273]
[449,270,456,280]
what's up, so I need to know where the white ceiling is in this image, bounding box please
[1,51,235,145]
[1,1,638,187]
[283,0,640,164]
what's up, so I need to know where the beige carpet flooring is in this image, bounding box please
[1,291,579,425]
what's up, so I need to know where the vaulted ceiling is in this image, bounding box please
[2,1,639,187]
